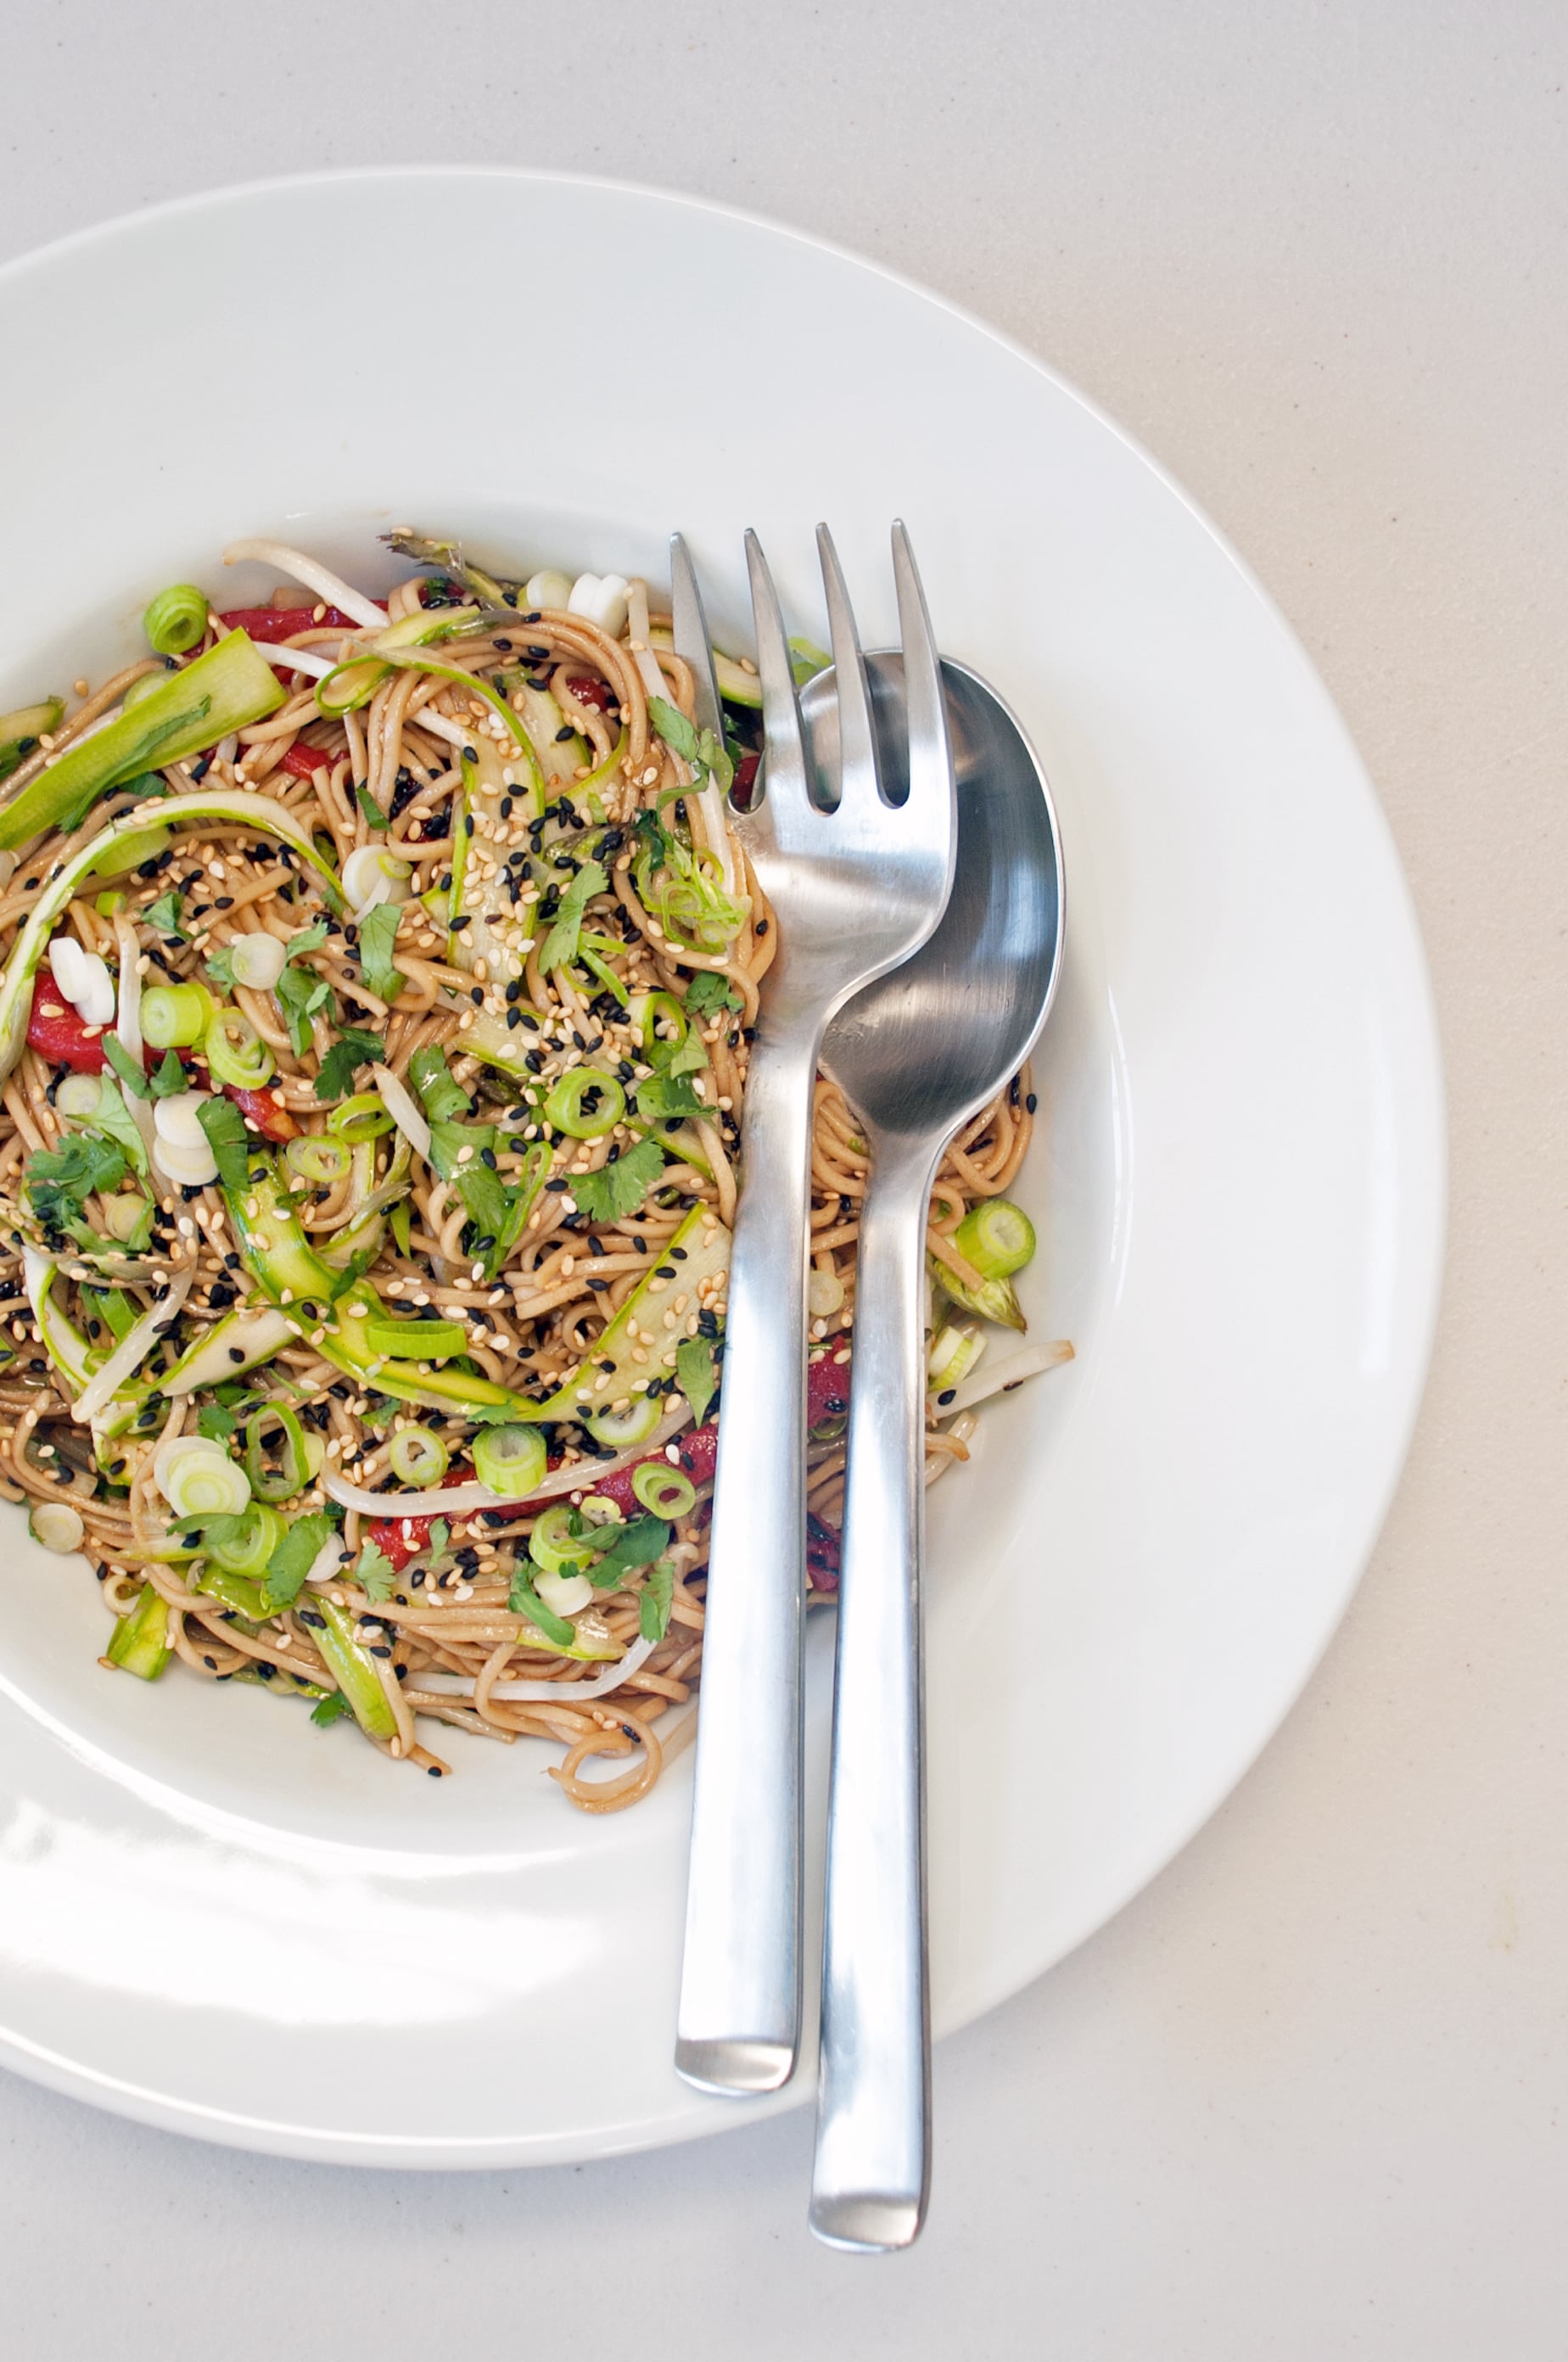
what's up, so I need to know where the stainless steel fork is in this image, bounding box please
[673,524,956,2095]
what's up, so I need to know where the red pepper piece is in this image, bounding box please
[26,988,113,1072]
[275,743,339,781]
[226,1085,297,1141]
[564,674,614,714]
[216,606,370,643]
[732,751,761,809]
[807,1343,852,1429]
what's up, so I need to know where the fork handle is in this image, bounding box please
[809,1133,939,2249]
[675,1015,820,2094]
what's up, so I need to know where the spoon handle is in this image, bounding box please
[810,1133,940,2250]
[675,1016,818,2094]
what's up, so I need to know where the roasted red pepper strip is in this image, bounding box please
[26,988,113,1072]
[275,742,339,781]
[226,1085,297,1141]
[807,1345,852,1428]
[564,674,614,714]
[216,606,368,642]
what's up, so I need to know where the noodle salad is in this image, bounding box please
[0,535,1070,1808]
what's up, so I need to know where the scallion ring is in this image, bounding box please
[542,1066,625,1141]
[204,1502,286,1577]
[284,1133,351,1189]
[204,1005,276,1089]
[527,1498,598,1576]
[328,1092,395,1144]
[387,1428,451,1488]
[244,1403,311,1503]
[165,1446,252,1521]
[227,932,287,991]
[142,982,211,1049]
[951,1198,1036,1280]
[361,1316,468,1360]
[473,1424,548,1499]
[584,1393,664,1449]
[631,1462,697,1520]
[53,1072,104,1121]
[143,583,210,658]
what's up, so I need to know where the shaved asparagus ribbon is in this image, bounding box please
[72,1266,193,1424]
[627,576,739,899]
[320,1401,694,1521]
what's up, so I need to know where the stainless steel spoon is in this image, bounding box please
[804,654,1065,2252]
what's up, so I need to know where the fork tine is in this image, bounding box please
[890,521,951,820]
[816,524,883,809]
[745,529,812,814]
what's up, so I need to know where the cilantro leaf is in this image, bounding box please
[196,1402,238,1442]
[25,1133,127,1233]
[568,1138,665,1223]
[428,1517,450,1559]
[143,888,186,938]
[507,1568,576,1647]
[675,1335,719,1424]
[261,1512,336,1612]
[666,1028,708,1078]
[648,696,701,764]
[196,1094,252,1195]
[639,1554,675,1642]
[590,1513,670,1588]
[354,1537,397,1604]
[538,858,608,972]
[426,1117,479,1183]
[311,1689,351,1727]
[456,1145,546,1279]
[635,1072,706,1123]
[313,1028,384,1103]
[407,1045,470,1123]
[355,783,389,829]
[204,944,237,993]
[275,960,332,1057]
[70,1075,147,1172]
[103,1035,150,1100]
[285,919,330,958]
[356,900,405,1005]
[683,971,741,1017]
[148,1048,186,1098]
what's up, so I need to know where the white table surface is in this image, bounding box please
[3,4,1564,2353]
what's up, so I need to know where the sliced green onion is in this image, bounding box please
[95,890,126,918]
[143,583,210,658]
[142,982,211,1049]
[204,1502,286,1577]
[228,932,287,991]
[165,1446,252,1520]
[284,1133,351,1189]
[527,1500,596,1576]
[634,990,691,1067]
[532,1566,596,1617]
[105,1581,172,1677]
[388,1427,451,1487]
[244,1403,310,1503]
[204,1005,276,1089]
[328,1091,395,1143]
[585,1394,664,1449]
[54,1071,104,1121]
[951,1198,1036,1281]
[542,1066,625,1140]
[927,1320,986,1394]
[29,1501,85,1553]
[362,1315,467,1360]
[473,1424,548,1498]
[631,1462,697,1520]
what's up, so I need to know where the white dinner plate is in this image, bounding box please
[0,171,1443,2165]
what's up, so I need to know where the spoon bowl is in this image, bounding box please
[804,652,1064,2253]
[812,655,1064,1133]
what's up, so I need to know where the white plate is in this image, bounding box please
[0,171,1443,2165]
